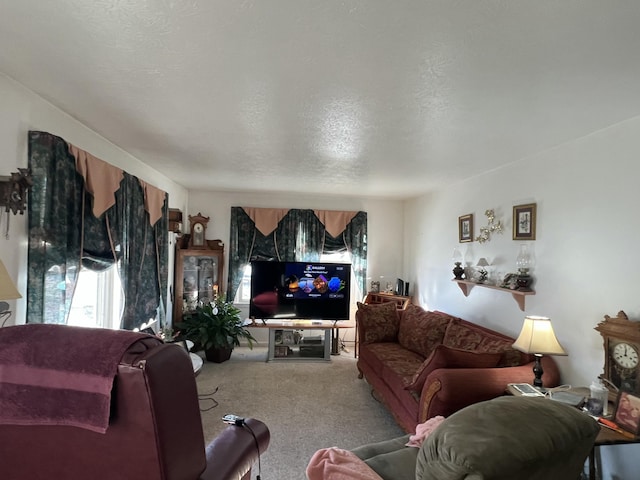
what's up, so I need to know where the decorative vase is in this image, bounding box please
[205,346,233,363]
[453,262,465,280]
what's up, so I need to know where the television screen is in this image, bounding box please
[249,261,351,320]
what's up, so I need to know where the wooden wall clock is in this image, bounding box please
[595,311,640,398]
[188,213,209,249]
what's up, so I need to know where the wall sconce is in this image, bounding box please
[0,169,32,215]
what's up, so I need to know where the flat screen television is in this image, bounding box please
[249,261,351,321]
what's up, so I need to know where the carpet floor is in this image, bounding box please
[195,346,405,480]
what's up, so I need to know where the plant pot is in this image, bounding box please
[205,346,233,363]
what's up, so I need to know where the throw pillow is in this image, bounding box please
[397,306,454,358]
[356,301,399,344]
[405,344,502,393]
[441,318,484,350]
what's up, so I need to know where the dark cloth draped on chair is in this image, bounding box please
[227,207,367,301]
[27,131,169,330]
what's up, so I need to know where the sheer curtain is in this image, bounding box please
[27,131,169,330]
[227,207,367,301]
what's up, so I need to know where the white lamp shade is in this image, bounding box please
[476,257,490,267]
[513,316,567,356]
[0,259,21,301]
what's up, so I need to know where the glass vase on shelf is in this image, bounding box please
[515,244,534,291]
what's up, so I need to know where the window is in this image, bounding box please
[233,264,252,304]
[67,265,124,329]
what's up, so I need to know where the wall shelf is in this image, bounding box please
[452,279,534,311]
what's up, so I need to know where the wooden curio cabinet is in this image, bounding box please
[173,235,225,324]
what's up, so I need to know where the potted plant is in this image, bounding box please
[175,296,256,363]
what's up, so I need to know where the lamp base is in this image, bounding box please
[532,353,544,388]
[453,262,464,280]
[516,271,533,291]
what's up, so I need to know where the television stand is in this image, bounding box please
[248,319,351,362]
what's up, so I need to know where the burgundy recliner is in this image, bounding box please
[0,325,269,480]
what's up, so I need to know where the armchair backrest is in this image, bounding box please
[416,396,599,480]
[0,325,207,480]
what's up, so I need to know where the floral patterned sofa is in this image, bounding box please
[356,302,560,433]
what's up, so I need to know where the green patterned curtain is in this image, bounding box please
[342,211,368,297]
[112,174,169,330]
[27,131,168,330]
[27,133,84,323]
[275,209,323,262]
[228,207,257,300]
[227,207,367,301]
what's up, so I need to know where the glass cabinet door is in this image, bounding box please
[173,242,224,324]
[182,254,220,311]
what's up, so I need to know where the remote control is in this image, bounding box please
[508,383,544,397]
[222,414,244,425]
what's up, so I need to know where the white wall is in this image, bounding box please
[186,190,405,343]
[404,116,640,478]
[0,73,188,325]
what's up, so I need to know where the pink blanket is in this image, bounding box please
[306,447,383,480]
[405,415,445,447]
[0,324,161,433]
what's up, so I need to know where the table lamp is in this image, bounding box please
[476,258,490,283]
[0,259,22,327]
[512,316,567,388]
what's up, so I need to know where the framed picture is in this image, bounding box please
[513,203,537,240]
[458,214,473,243]
[282,330,294,345]
[613,390,640,435]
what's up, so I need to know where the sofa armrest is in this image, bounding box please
[418,356,560,422]
[199,418,270,480]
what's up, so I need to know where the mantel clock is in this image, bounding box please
[188,213,209,249]
[595,310,640,398]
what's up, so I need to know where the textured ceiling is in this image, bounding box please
[1,1,640,199]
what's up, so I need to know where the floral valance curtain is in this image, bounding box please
[228,206,367,300]
[27,131,169,330]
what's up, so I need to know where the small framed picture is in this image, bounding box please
[613,390,640,435]
[458,214,473,243]
[513,203,537,240]
[282,330,294,345]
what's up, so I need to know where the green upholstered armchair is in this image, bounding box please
[350,396,599,480]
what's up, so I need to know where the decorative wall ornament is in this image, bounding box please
[0,169,32,216]
[475,209,503,243]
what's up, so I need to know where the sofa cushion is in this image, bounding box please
[397,307,453,358]
[357,301,400,344]
[405,345,502,393]
[441,318,485,350]
[476,334,532,367]
[360,342,423,376]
